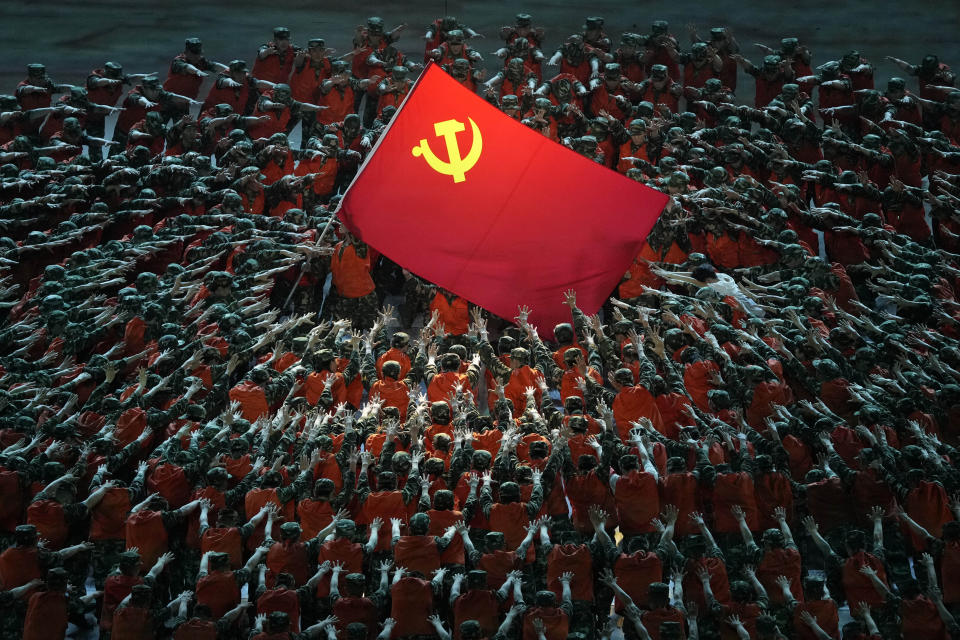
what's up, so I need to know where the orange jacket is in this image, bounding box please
[430,293,470,335]
[90,487,132,541]
[394,535,441,577]
[257,588,302,632]
[23,590,68,640]
[196,570,240,618]
[614,470,659,536]
[267,540,310,586]
[26,499,68,549]
[504,365,544,413]
[125,510,168,568]
[331,242,375,299]
[300,370,346,407]
[522,606,569,640]
[316,537,364,598]
[290,59,330,102]
[427,371,473,405]
[111,605,151,640]
[229,381,270,422]
[614,551,663,610]
[201,527,243,569]
[612,385,664,439]
[370,377,409,420]
[390,577,434,637]
[376,348,412,379]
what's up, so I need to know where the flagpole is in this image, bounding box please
[281,64,435,313]
[281,198,341,311]
[333,62,435,217]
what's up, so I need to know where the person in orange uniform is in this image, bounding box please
[163,38,224,121]
[291,39,335,140]
[329,232,379,329]
[253,27,300,85]
[21,568,100,640]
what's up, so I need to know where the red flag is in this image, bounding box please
[338,63,667,333]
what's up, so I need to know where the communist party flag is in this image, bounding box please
[338,63,668,333]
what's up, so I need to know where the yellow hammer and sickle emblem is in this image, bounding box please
[411,118,483,183]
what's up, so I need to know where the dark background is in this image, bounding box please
[1,0,958,102]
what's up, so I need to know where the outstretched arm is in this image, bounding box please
[801,516,835,558]
[427,614,451,640]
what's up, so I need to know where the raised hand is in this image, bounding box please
[515,305,531,327]
[696,565,712,583]
[662,504,679,524]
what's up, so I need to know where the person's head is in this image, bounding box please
[945,90,960,113]
[500,93,520,114]
[26,63,46,80]
[463,569,487,591]
[802,576,825,600]
[845,530,865,554]
[130,584,153,606]
[841,620,867,640]
[268,611,290,632]
[446,29,466,47]
[619,32,643,53]
[409,512,430,535]
[426,401,450,426]
[762,54,782,76]
[377,470,397,491]
[613,367,634,388]
[213,508,237,529]
[440,352,461,372]
[573,453,595,475]
[118,550,142,574]
[459,620,483,640]
[648,582,670,607]
[183,37,203,56]
[730,579,753,603]
[535,590,557,607]
[762,528,785,549]
[554,322,574,344]
[485,531,505,551]
[343,573,366,598]
[472,449,492,471]
[314,478,335,500]
[920,54,940,74]
[528,440,549,459]
[620,454,640,473]
[260,470,284,490]
[279,522,301,542]
[209,552,231,572]
[432,489,454,511]
[272,83,292,103]
[392,451,412,477]
[334,518,357,541]
[272,27,291,48]
[509,347,530,369]
[499,481,520,504]
[898,577,921,599]
[943,520,960,542]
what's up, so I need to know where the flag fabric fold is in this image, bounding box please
[338,63,668,333]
